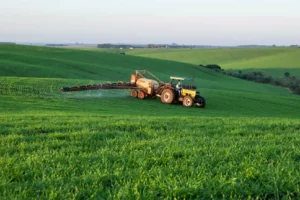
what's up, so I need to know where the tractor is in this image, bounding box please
[61,70,206,108]
[129,70,206,108]
[163,76,206,107]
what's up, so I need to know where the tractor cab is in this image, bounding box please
[170,76,196,98]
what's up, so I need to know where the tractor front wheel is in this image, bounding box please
[138,91,145,99]
[131,90,138,98]
[161,89,175,104]
[182,96,193,107]
[195,95,206,108]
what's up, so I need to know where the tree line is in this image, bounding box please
[199,64,300,95]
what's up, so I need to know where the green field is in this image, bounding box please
[91,47,300,78]
[1,44,300,199]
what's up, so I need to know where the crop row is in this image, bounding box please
[1,115,300,199]
[0,84,57,97]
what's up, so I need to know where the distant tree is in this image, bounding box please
[273,78,281,86]
[97,43,111,48]
[284,72,290,78]
[295,86,300,94]
[205,64,222,71]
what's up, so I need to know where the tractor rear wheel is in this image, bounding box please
[182,96,194,107]
[138,91,145,99]
[131,90,138,98]
[161,89,175,104]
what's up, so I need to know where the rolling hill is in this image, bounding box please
[92,47,300,78]
[1,44,299,118]
[1,44,300,199]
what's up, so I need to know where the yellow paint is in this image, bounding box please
[181,89,196,98]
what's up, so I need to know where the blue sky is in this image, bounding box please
[1,0,299,45]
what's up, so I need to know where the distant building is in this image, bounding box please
[147,44,168,48]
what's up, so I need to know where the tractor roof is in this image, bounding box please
[170,76,192,81]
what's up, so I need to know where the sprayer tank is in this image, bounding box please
[136,78,159,92]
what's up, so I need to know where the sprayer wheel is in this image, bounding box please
[131,90,138,98]
[138,91,145,99]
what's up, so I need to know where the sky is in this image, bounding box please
[0,0,300,45]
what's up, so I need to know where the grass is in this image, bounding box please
[1,44,300,199]
[1,115,300,199]
[89,47,300,77]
